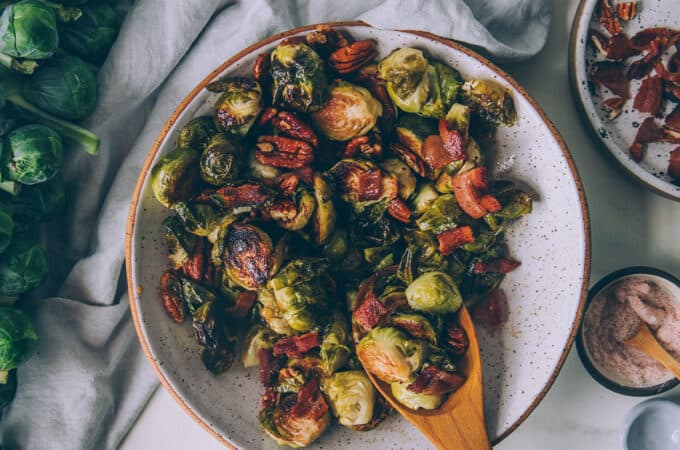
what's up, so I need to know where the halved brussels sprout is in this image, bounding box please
[403,230,447,274]
[405,271,462,314]
[177,116,217,151]
[433,61,463,110]
[207,77,263,136]
[259,390,331,448]
[271,187,316,231]
[456,137,485,175]
[444,103,470,141]
[493,184,533,219]
[312,174,336,245]
[322,370,376,427]
[378,47,430,113]
[320,311,351,375]
[150,147,200,208]
[390,381,444,410]
[270,42,328,113]
[199,133,243,186]
[460,79,517,127]
[161,215,197,269]
[248,151,281,181]
[179,277,217,315]
[380,158,416,200]
[311,81,382,141]
[172,202,235,238]
[322,229,348,262]
[415,193,463,234]
[356,326,427,383]
[395,112,437,154]
[409,182,439,216]
[258,288,294,336]
[242,324,275,368]
[419,62,462,119]
[389,312,438,345]
[222,223,274,290]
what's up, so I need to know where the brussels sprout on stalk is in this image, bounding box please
[2,124,63,185]
[150,147,200,208]
[0,306,37,382]
[322,370,376,427]
[199,133,243,186]
[270,42,328,113]
[311,81,382,141]
[60,3,123,65]
[207,77,263,136]
[405,271,462,314]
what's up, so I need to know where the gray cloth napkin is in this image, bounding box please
[0,1,551,449]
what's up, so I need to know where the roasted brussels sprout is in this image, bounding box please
[493,184,533,219]
[3,124,63,185]
[222,223,274,290]
[207,77,263,136]
[173,202,235,239]
[389,312,439,345]
[323,370,376,427]
[405,271,462,314]
[460,79,517,127]
[0,306,37,381]
[177,116,218,151]
[410,182,439,215]
[403,230,447,274]
[444,103,471,142]
[0,210,12,253]
[420,62,463,119]
[258,287,294,336]
[378,47,429,113]
[59,2,122,65]
[390,381,444,410]
[380,158,416,200]
[415,193,463,234]
[312,174,336,245]
[270,42,328,113]
[319,311,351,375]
[150,147,200,208]
[199,133,242,186]
[0,0,58,73]
[192,300,236,374]
[311,81,382,141]
[395,112,437,155]
[271,187,315,231]
[322,229,348,262]
[161,215,197,269]
[248,151,281,181]
[242,324,275,368]
[356,326,427,383]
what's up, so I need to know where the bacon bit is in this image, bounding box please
[438,118,467,161]
[387,198,411,223]
[668,147,680,179]
[421,134,455,171]
[215,182,271,209]
[479,194,502,213]
[225,291,258,318]
[276,173,299,196]
[182,239,205,282]
[473,258,521,274]
[617,2,636,21]
[446,326,469,356]
[451,167,502,219]
[599,0,621,36]
[273,330,321,359]
[473,288,509,329]
[437,226,474,256]
[258,348,282,387]
[407,366,466,395]
[353,292,390,331]
[270,111,319,147]
[291,378,329,419]
[356,169,383,201]
[633,76,664,115]
[591,61,629,98]
[665,105,680,131]
[603,97,625,119]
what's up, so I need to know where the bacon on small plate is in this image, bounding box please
[633,76,664,115]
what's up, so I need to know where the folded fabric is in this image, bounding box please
[0,1,551,449]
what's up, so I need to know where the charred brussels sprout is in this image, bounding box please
[378,47,429,113]
[258,287,294,336]
[173,202,235,239]
[3,124,63,185]
[445,103,470,141]
[493,184,533,219]
[405,271,462,314]
[460,79,517,127]
[59,3,122,65]
[207,77,263,136]
[161,215,197,269]
[322,229,348,262]
[271,187,315,231]
[395,113,437,154]
[0,307,37,381]
[0,1,58,73]
[403,229,446,274]
[177,116,217,151]
[311,81,382,141]
[390,382,444,410]
[415,194,463,234]
[192,300,236,374]
[410,182,439,215]
[389,312,439,345]
[0,210,12,253]
[322,370,376,427]
[270,42,328,113]
[222,223,274,290]
[312,174,335,245]
[319,311,351,375]
[199,133,242,186]
[380,158,416,200]
[150,147,200,208]
[420,62,462,119]
[356,326,427,383]
[242,324,275,368]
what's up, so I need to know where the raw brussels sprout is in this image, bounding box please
[460,79,517,127]
[0,369,16,408]
[13,176,65,222]
[0,209,12,253]
[356,326,427,383]
[410,182,439,215]
[3,124,63,185]
[207,77,263,136]
[312,174,336,245]
[319,311,351,375]
[177,116,218,151]
[312,80,382,141]
[199,133,242,186]
[0,234,47,296]
[59,3,122,65]
[223,223,274,290]
[420,62,462,119]
[150,147,200,208]
[21,54,98,120]
[389,312,438,345]
[0,0,58,73]
[242,324,275,368]
[380,158,416,200]
[271,187,316,231]
[405,271,462,314]
[0,306,37,380]
[395,112,437,154]
[378,47,430,113]
[390,381,444,410]
[161,215,197,269]
[415,193,463,234]
[270,42,328,113]
[322,370,376,427]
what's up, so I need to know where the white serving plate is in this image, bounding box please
[126,23,590,449]
[569,0,680,200]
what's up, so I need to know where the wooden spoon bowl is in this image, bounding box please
[360,305,489,450]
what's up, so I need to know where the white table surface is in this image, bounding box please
[119,0,680,448]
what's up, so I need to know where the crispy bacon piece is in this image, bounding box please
[225,291,258,318]
[407,366,466,396]
[256,135,314,168]
[438,118,467,161]
[473,288,509,329]
[276,173,299,196]
[353,292,390,331]
[589,30,638,60]
[599,0,621,35]
[479,194,502,213]
[451,167,502,219]
[446,326,469,356]
[291,378,329,419]
[668,147,680,179]
[273,330,321,359]
[182,239,205,282]
[591,61,629,98]
[437,226,474,256]
[421,134,455,171]
[633,76,664,115]
[270,111,319,147]
[215,182,271,209]
[258,348,282,387]
[356,168,383,201]
[617,2,636,21]
[387,198,411,223]
[603,97,625,119]
[666,105,680,131]
[473,258,521,274]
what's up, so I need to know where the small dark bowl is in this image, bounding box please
[576,266,680,396]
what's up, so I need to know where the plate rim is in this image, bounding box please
[125,21,592,448]
[568,0,680,202]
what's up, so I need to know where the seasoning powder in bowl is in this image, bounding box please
[582,273,680,390]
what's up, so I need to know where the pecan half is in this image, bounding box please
[387,198,411,223]
[633,76,664,116]
[343,133,382,159]
[603,97,625,119]
[160,270,185,323]
[617,1,636,21]
[329,40,377,74]
[256,136,314,168]
[182,239,205,282]
[390,142,427,177]
[253,52,270,82]
[447,325,469,356]
[270,111,319,146]
[306,25,350,57]
[276,172,300,196]
[599,0,621,35]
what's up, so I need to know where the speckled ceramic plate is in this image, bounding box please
[569,0,680,201]
[126,23,590,449]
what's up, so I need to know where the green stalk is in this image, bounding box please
[0,295,18,305]
[0,181,20,196]
[0,370,8,384]
[37,1,82,22]
[0,53,38,76]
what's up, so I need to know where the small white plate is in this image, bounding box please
[622,399,680,450]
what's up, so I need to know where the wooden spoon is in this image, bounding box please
[625,324,680,380]
[360,305,490,450]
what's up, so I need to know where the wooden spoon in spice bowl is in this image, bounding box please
[625,324,680,380]
[359,305,490,450]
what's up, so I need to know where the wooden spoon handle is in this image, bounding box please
[627,326,680,380]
